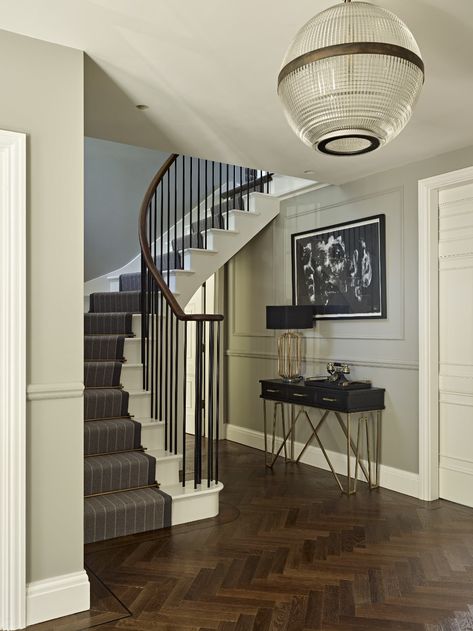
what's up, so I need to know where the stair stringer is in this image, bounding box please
[84,192,280,305]
[172,193,280,307]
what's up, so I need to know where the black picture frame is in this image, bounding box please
[291,214,387,320]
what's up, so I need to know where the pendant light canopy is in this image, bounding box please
[277,0,424,156]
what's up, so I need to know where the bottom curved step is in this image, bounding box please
[84,487,172,544]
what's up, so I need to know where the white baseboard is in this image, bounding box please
[26,570,90,627]
[224,423,420,499]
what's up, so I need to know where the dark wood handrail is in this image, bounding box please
[221,172,273,200]
[138,153,224,322]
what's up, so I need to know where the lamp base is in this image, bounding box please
[277,331,303,381]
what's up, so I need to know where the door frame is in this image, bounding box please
[0,130,27,630]
[418,165,473,501]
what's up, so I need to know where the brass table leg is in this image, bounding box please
[354,412,381,492]
[263,399,268,466]
[335,411,370,487]
[290,404,295,461]
[265,401,289,468]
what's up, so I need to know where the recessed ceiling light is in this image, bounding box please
[136,104,149,111]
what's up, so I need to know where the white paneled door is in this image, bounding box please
[439,183,473,507]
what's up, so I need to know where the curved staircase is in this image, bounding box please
[84,155,279,543]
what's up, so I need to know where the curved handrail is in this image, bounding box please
[138,153,224,322]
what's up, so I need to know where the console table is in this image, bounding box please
[260,379,385,495]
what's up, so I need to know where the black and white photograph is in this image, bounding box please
[291,215,386,319]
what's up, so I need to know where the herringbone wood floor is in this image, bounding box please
[29,440,473,631]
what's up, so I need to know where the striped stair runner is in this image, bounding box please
[84,279,171,544]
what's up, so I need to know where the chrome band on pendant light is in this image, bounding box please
[277,0,425,156]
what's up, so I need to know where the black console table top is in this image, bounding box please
[260,378,385,413]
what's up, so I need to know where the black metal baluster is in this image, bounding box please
[211,161,215,229]
[215,320,221,484]
[208,321,214,487]
[167,170,170,285]
[150,275,155,418]
[226,164,229,228]
[140,254,146,384]
[164,302,169,450]
[159,290,164,422]
[182,155,185,270]
[246,167,250,210]
[182,321,187,487]
[154,288,159,419]
[219,163,222,227]
[197,159,201,249]
[195,320,203,488]
[240,166,243,209]
[189,158,193,248]
[174,316,179,454]
[174,161,178,270]
[204,159,208,248]
[169,309,174,453]
[233,165,236,211]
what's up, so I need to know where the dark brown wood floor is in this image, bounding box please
[29,440,473,631]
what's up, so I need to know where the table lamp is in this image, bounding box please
[266,305,314,381]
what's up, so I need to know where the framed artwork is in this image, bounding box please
[291,214,386,320]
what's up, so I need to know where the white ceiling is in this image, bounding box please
[0,0,472,184]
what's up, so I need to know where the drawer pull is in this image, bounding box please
[322,397,338,403]
[293,393,307,398]
[266,389,280,393]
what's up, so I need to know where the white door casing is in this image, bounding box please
[0,130,27,631]
[418,165,473,502]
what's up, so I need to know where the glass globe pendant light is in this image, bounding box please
[277,0,425,156]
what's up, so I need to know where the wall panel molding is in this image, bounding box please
[27,382,84,401]
[226,350,419,371]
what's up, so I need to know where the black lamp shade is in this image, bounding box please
[266,305,314,330]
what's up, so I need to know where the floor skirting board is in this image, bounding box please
[26,570,90,626]
[224,423,420,499]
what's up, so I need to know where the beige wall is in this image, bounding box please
[226,144,473,475]
[0,30,84,583]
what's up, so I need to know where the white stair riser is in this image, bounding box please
[128,392,151,418]
[148,451,180,486]
[183,249,217,270]
[226,210,260,232]
[140,421,165,450]
[121,365,143,391]
[124,338,141,363]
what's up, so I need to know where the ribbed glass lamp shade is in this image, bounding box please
[278,1,424,156]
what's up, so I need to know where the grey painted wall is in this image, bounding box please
[225,143,473,475]
[0,30,84,585]
[85,138,169,280]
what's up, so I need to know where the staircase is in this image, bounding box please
[84,155,279,543]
